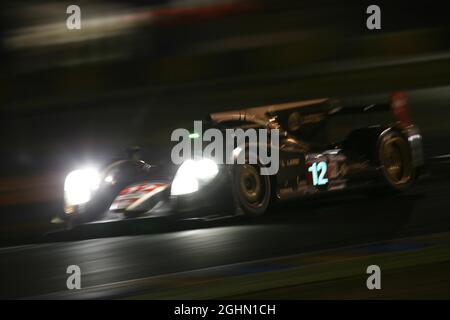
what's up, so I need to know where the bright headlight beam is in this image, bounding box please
[170,174,199,196]
[195,158,219,180]
[64,168,100,206]
[170,158,218,196]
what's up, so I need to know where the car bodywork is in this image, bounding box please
[62,93,424,224]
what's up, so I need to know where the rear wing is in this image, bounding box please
[329,91,413,128]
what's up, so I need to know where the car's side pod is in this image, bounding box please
[341,125,388,164]
[343,124,424,168]
[341,91,424,170]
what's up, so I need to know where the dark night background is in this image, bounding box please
[2,0,450,299]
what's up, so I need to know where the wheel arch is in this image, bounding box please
[342,125,398,164]
[231,142,279,196]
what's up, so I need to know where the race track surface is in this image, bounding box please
[1,163,449,299]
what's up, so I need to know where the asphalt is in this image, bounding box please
[0,162,449,299]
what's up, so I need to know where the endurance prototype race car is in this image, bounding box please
[61,92,424,225]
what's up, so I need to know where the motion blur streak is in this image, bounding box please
[5,1,257,49]
[2,0,450,299]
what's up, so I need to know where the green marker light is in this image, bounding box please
[189,132,200,139]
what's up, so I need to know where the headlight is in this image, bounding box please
[64,168,100,206]
[171,159,218,196]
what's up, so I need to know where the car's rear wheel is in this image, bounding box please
[233,163,273,217]
[378,131,416,191]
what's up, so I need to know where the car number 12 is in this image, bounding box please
[308,161,329,186]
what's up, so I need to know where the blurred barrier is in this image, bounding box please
[2,27,450,113]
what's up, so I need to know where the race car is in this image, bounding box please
[61,91,424,225]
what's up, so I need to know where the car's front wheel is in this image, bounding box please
[233,163,273,217]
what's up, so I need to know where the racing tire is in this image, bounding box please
[232,163,274,217]
[377,130,417,192]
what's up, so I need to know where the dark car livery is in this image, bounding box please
[62,92,424,225]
